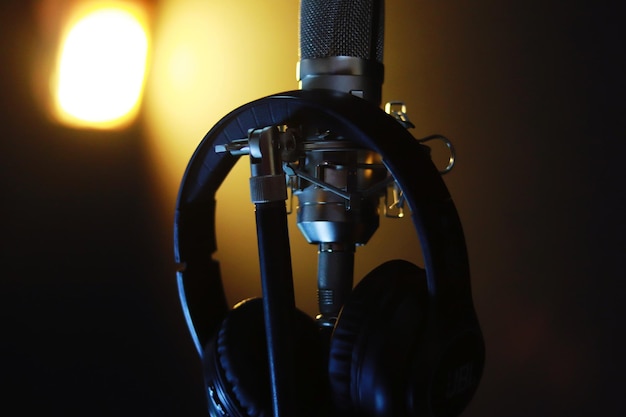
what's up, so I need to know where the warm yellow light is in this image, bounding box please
[53,5,149,129]
[143,0,423,315]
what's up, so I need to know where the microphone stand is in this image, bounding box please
[248,127,297,417]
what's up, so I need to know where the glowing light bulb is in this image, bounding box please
[54,6,149,129]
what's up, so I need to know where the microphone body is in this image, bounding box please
[296,0,387,324]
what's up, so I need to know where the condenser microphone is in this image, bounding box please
[298,0,385,105]
[294,0,388,328]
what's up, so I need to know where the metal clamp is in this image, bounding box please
[385,101,415,129]
[418,134,456,174]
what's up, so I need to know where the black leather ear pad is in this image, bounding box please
[203,298,326,417]
[329,260,429,417]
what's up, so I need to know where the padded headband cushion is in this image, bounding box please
[210,298,325,417]
[329,260,429,416]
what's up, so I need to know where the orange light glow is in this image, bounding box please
[52,3,149,129]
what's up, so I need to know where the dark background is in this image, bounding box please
[2,1,625,416]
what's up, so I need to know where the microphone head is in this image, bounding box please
[299,0,384,62]
[298,0,385,105]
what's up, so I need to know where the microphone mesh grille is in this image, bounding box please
[300,0,384,62]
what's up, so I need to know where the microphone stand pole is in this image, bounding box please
[249,127,297,417]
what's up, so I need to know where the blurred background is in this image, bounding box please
[2,0,624,415]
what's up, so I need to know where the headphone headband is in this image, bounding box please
[175,89,479,357]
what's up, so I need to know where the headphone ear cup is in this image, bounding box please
[203,298,325,417]
[329,260,429,417]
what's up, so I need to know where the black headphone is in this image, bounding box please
[174,89,484,417]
